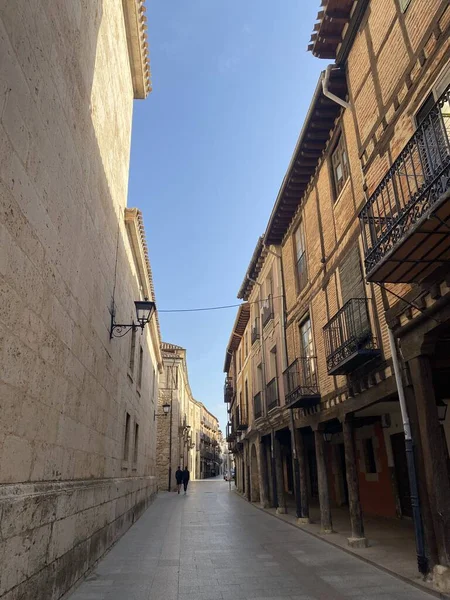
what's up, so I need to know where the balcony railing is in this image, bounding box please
[236,404,248,431]
[359,86,450,283]
[253,392,263,419]
[251,320,260,345]
[283,357,320,409]
[226,421,236,442]
[262,295,274,327]
[224,376,233,403]
[266,377,279,412]
[323,298,380,375]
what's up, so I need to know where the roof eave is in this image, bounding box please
[122,0,152,98]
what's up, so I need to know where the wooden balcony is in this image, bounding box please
[323,298,380,375]
[359,86,450,283]
[283,357,320,409]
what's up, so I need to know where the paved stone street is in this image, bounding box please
[69,479,434,600]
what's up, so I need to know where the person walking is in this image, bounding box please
[182,466,190,495]
[175,466,183,494]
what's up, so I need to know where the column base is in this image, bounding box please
[320,527,334,535]
[347,536,368,549]
[276,507,286,515]
[433,565,450,593]
[296,517,311,524]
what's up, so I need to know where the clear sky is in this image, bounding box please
[127,1,327,431]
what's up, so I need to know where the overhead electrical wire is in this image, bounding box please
[158,294,284,314]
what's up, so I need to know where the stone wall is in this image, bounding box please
[0,1,158,598]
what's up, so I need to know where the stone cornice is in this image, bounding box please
[124,208,162,369]
[122,0,151,99]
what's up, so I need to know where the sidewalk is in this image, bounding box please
[67,479,439,600]
[248,493,444,597]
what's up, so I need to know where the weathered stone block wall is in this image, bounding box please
[0,1,158,598]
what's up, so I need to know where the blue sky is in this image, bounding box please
[128,1,327,430]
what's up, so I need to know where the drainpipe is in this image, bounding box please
[388,327,428,575]
[322,64,350,110]
[265,245,302,519]
[247,274,277,507]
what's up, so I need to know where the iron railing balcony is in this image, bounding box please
[359,86,450,283]
[262,294,274,327]
[224,376,234,403]
[236,405,248,431]
[266,377,279,412]
[251,320,260,345]
[323,298,380,375]
[283,357,320,409]
[225,421,235,442]
[253,392,263,420]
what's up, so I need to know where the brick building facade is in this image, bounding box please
[225,0,450,592]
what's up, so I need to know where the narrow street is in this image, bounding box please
[69,480,434,600]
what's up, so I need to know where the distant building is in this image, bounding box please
[157,343,221,490]
[0,1,160,598]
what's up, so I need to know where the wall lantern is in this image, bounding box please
[437,400,448,422]
[110,299,156,339]
[323,431,333,443]
[154,402,171,420]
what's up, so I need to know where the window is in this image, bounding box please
[133,423,139,464]
[399,0,412,12]
[256,363,263,392]
[129,327,137,374]
[245,379,249,418]
[300,317,315,382]
[331,133,349,198]
[123,412,131,460]
[270,345,278,380]
[294,222,307,293]
[137,346,143,390]
[363,438,377,474]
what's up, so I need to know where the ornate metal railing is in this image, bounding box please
[284,357,319,404]
[253,392,263,419]
[323,298,378,374]
[224,376,233,403]
[262,294,274,327]
[359,86,450,277]
[266,377,279,412]
[251,320,260,344]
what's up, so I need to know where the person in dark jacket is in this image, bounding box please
[175,466,183,494]
[182,466,190,494]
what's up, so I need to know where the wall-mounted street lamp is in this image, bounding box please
[154,402,171,420]
[110,299,156,339]
[437,399,448,422]
[323,431,333,443]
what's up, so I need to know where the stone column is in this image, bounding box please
[343,416,368,548]
[256,437,270,508]
[274,436,286,514]
[295,428,310,522]
[314,427,333,533]
[409,355,450,567]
